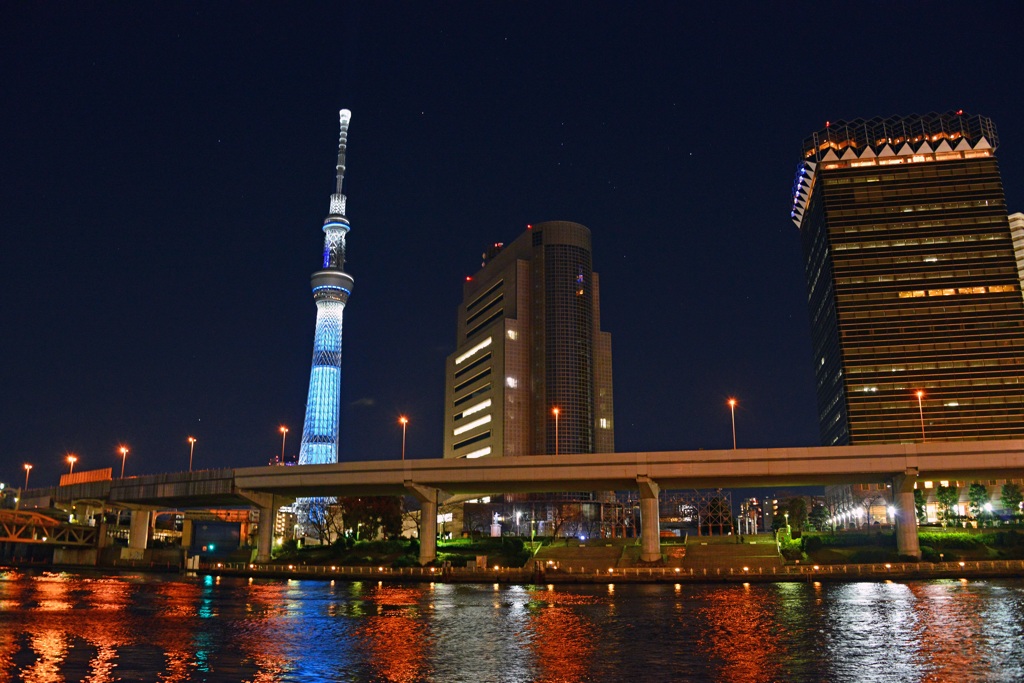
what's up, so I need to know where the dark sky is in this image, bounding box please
[3,3,1023,488]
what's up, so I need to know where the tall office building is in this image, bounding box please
[791,112,1024,445]
[1009,212,1024,299]
[443,221,614,460]
[297,110,356,466]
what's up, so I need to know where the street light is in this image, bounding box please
[118,446,129,478]
[66,454,77,474]
[188,436,197,472]
[23,463,32,489]
[398,416,409,460]
[727,398,738,449]
[279,426,289,465]
[916,390,926,442]
[552,407,560,456]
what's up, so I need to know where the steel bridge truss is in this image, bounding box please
[0,509,98,546]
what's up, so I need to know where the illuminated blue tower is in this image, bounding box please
[298,109,355,467]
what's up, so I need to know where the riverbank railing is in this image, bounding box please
[200,559,1024,581]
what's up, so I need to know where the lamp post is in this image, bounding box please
[398,416,409,460]
[66,454,77,475]
[118,446,129,478]
[916,390,926,442]
[727,398,738,449]
[188,436,197,472]
[23,463,32,489]
[552,407,560,455]
[279,426,288,465]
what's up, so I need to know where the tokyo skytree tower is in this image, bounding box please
[298,109,355,467]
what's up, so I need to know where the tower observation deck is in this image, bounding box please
[298,110,356,467]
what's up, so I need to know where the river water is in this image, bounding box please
[1,569,1023,682]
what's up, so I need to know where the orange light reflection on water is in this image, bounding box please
[696,586,782,683]
[20,630,69,683]
[526,588,598,683]
[356,585,429,683]
[909,582,984,682]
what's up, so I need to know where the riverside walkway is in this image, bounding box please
[200,558,1024,584]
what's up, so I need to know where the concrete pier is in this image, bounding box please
[892,473,921,559]
[637,476,661,562]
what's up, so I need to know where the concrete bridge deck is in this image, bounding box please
[20,439,1024,566]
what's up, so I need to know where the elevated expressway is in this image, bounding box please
[35,440,1024,564]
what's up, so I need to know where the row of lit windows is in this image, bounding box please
[840,301,1023,320]
[824,164,998,185]
[838,272,1011,288]
[897,285,1016,298]
[453,414,492,437]
[829,198,1003,219]
[453,430,491,451]
[832,233,1005,251]
[848,358,1021,375]
[820,149,993,171]
[835,215,1007,236]
[837,280,1014,303]
[454,352,492,379]
[455,336,492,365]
[838,182,1001,204]
[834,251,1003,271]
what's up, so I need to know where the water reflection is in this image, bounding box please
[696,585,783,683]
[526,587,598,683]
[0,573,1023,682]
[357,584,429,683]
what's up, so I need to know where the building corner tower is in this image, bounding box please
[298,110,355,467]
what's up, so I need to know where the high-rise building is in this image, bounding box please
[1009,212,1024,299]
[297,110,356,466]
[443,221,614,460]
[792,112,1024,445]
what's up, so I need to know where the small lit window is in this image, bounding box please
[924,481,933,489]
[506,377,518,388]
[599,418,609,429]
[507,329,517,340]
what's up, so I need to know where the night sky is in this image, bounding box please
[3,4,1023,488]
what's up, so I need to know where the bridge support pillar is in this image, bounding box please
[405,483,451,566]
[257,506,275,563]
[637,476,661,563]
[892,472,921,559]
[128,510,151,550]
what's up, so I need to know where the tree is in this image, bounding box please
[301,497,344,545]
[808,504,829,532]
[968,483,989,519]
[1001,483,1023,518]
[914,489,927,524]
[935,485,960,527]
[785,498,808,533]
[337,496,403,540]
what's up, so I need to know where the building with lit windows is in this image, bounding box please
[1009,212,1024,298]
[792,112,1024,446]
[443,221,614,461]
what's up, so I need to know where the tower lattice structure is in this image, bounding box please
[298,110,355,468]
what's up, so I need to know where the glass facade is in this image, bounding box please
[796,113,1024,445]
[543,244,594,454]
